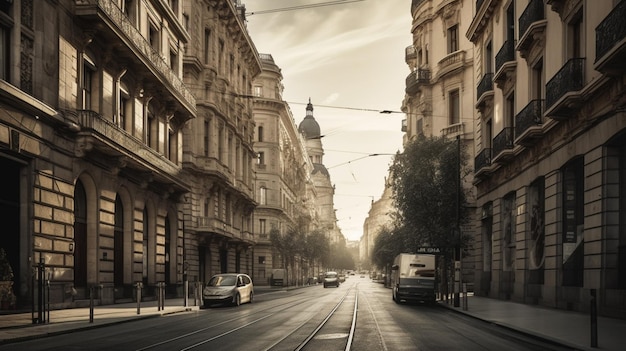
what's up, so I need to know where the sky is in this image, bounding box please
[245,0,413,241]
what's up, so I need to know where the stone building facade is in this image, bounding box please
[181,0,260,286]
[403,0,477,286]
[251,54,316,285]
[1,0,196,308]
[468,0,626,318]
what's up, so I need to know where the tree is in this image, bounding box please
[388,135,472,256]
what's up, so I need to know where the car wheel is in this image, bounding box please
[249,292,254,304]
[233,293,241,306]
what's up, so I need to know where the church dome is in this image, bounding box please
[298,99,321,139]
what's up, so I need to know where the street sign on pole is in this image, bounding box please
[416,247,442,254]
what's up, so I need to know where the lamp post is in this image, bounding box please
[454,135,461,308]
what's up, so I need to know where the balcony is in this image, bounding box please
[474,148,492,178]
[517,0,546,60]
[441,123,465,139]
[545,58,585,119]
[494,40,517,88]
[595,0,626,75]
[74,0,196,118]
[406,45,417,67]
[476,73,494,109]
[492,127,515,164]
[74,110,189,193]
[515,100,544,147]
[405,69,431,95]
[437,50,466,79]
[194,217,254,244]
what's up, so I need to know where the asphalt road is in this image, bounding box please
[2,277,575,351]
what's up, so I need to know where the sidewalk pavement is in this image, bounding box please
[440,295,626,351]
[1,287,625,350]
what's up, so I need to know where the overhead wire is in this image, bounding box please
[246,0,367,16]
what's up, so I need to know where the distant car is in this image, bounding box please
[323,271,339,288]
[203,273,253,307]
[338,274,346,283]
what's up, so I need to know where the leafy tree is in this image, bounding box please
[328,240,355,271]
[387,135,472,257]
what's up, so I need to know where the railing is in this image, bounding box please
[405,45,417,62]
[515,99,544,137]
[492,127,514,158]
[477,73,494,100]
[545,58,585,111]
[438,50,465,70]
[475,148,491,173]
[442,123,464,137]
[595,0,626,60]
[76,110,179,174]
[495,40,516,73]
[405,69,431,93]
[519,0,544,39]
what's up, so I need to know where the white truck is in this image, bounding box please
[391,253,436,304]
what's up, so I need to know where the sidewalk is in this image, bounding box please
[440,295,626,351]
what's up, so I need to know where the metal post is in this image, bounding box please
[37,257,45,323]
[161,282,166,310]
[136,282,142,315]
[184,280,189,308]
[89,285,94,323]
[454,135,461,308]
[462,283,468,311]
[590,289,598,348]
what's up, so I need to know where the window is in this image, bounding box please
[531,59,544,100]
[258,256,266,264]
[0,23,9,80]
[484,40,493,74]
[204,120,210,157]
[505,1,515,43]
[259,187,267,205]
[447,25,458,53]
[218,39,224,73]
[481,202,493,273]
[119,82,130,129]
[254,86,262,97]
[204,29,211,65]
[528,178,545,277]
[257,151,265,165]
[82,58,95,110]
[567,8,583,59]
[502,192,516,271]
[259,219,266,234]
[505,91,515,128]
[149,22,160,52]
[448,89,460,124]
[170,49,178,74]
[562,157,584,287]
[258,126,264,142]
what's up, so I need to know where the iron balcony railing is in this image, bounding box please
[405,68,431,94]
[519,0,544,39]
[475,148,491,173]
[493,127,514,159]
[545,58,585,111]
[477,73,494,100]
[495,40,516,73]
[515,99,544,137]
[595,0,626,61]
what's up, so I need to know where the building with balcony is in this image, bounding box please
[361,178,394,264]
[467,0,626,318]
[181,0,260,286]
[251,54,318,285]
[0,0,195,309]
[401,0,477,284]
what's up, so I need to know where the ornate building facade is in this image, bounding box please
[181,0,260,286]
[468,0,626,318]
[1,0,195,308]
[251,54,316,285]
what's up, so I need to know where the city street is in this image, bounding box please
[2,277,575,351]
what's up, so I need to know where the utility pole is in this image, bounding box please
[454,135,461,308]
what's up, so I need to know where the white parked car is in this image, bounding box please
[203,273,254,307]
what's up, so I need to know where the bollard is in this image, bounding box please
[89,286,94,323]
[462,283,468,311]
[136,282,142,315]
[590,289,598,348]
[184,280,189,308]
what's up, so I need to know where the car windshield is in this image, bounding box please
[325,273,337,278]
[207,275,237,287]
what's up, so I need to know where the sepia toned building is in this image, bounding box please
[251,53,316,285]
[403,0,477,285]
[468,0,626,318]
[1,0,196,309]
[360,178,394,263]
[181,0,260,286]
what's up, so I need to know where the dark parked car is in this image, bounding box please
[203,273,253,307]
[323,271,339,288]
